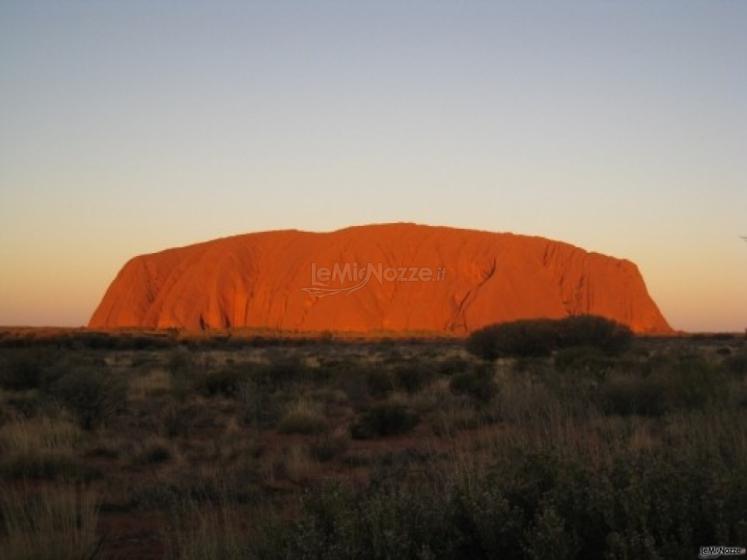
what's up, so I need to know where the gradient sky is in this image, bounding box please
[1,1,745,332]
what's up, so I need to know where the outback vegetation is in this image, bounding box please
[0,320,745,559]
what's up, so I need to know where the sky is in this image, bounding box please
[0,0,745,332]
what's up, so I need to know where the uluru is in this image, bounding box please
[89,223,672,334]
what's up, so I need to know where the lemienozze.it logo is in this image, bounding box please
[302,262,446,297]
[699,546,746,559]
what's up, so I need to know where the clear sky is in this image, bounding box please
[1,1,745,332]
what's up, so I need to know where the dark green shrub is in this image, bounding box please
[166,347,193,375]
[365,369,395,398]
[136,443,172,465]
[51,368,127,430]
[665,354,724,409]
[637,352,673,377]
[467,319,558,360]
[194,367,248,397]
[465,325,501,361]
[251,441,747,560]
[449,364,498,403]
[466,315,633,360]
[724,350,747,378]
[523,506,578,560]
[252,354,309,389]
[601,355,724,416]
[393,362,434,394]
[241,378,281,429]
[0,347,61,390]
[555,315,633,354]
[351,402,419,439]
[310,432,350,462]
[161,402,224,437]
[166,347,198,400]
[161,403,192,437]
[600,375,667,416]
[3,392,43,418]
[337,372,370,409]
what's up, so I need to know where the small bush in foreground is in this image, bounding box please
[0,347,60,391]
[365,369,395,398]
[664,354,725,409]
[167,347,193,376]
[449,364,498,403]
[194,368,248,398]
[393,362,435,394]
[253,354,309,389]
[240,379,281,429]
[134,439,174,465]
[724,349,747,378]
[351,402,419,439]
[600,375,667,417]
[310,432,350,462]
[51,368,126,430]
[278,400,328,435]
[600,355,724,416]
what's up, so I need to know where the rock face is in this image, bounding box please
[89,223,672,334]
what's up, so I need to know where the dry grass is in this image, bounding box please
[0,415,88,479]
[0,415,81,455]
[0,334,744,558]
[265,444,318,484]
[277,398,328,435]
[0,485,100,560]
[164,500,248,560]
[628,420,657,451]
[129,369,172,399]
[283,444,317,483]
